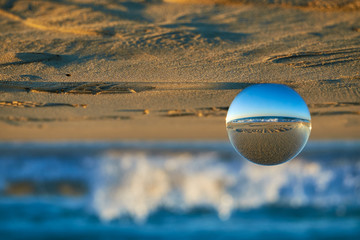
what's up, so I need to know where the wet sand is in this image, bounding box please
[0,0,359,140]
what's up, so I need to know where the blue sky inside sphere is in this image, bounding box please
[226,84,311,123]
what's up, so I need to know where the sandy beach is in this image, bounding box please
[0,0,359,141]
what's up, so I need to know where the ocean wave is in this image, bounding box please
[0,141,359,222]
[92,150,360,222]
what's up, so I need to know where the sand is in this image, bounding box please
[0,0,359,141]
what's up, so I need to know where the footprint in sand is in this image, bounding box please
[0,100,87,108]
[268,47,360,68]
[0,52,60,67]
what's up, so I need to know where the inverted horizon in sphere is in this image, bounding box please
[226,84,311,123]
[228,116,311,123]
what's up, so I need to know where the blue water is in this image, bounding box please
[0,141,359,239]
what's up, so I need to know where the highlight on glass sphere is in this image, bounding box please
[226,84,311,166]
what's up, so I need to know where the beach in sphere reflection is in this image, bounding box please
[227,117,311,165]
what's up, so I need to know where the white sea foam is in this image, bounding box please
[0,142,359,222]
[91,149,356,222]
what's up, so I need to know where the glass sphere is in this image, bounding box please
[226,84,311,165]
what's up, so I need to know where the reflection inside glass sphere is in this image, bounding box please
[226,84,311,166]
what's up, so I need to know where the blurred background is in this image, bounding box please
[0,141,359,239]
